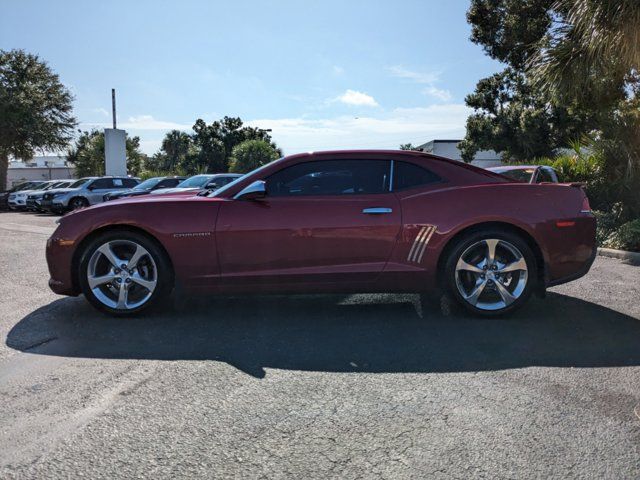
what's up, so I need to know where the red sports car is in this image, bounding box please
[46,150,596,317]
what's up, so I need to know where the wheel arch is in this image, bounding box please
[70,224,175,293]
[436,221,546,292]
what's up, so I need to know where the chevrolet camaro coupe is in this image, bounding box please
[46,150,596,317]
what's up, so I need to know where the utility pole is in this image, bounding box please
[111,88,117,129]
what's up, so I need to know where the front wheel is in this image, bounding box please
[69,197,89,210]
[79,231,173,315]
[444,230,536,316]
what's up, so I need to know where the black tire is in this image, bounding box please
[69,197,89,210]
[443,228,537,317]
[78,230,173,316]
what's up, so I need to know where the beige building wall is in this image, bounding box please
[7,167,76,189]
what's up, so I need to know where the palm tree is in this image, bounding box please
[160,130,192,170]
[530,0,640,97]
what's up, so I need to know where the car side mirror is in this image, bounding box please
[87,185,95,191]
[234,180,267,200]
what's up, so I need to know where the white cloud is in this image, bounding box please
[423,86,452,102]
[92,107,110,117]
[332,65,344,75]
[335,89,379,107]
[248,103,470,153]
[388,65,440,84]
[388,65,453,102]
[82,115,191,131]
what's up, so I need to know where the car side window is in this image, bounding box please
[123,178,139,188]
[536,168,555,183]
[392,161,442,190]
[91,178,113,189]
[266,160,390,197]
[157,179,179,188]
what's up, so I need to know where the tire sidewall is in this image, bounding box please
[78,230,172,316]
[444,229,537,317]
[70,197,89,210]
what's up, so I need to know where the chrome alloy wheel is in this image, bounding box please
[454,238,528,311]
[86,240,158,311]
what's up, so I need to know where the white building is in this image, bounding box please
[416,140,502,168]
[7,155,75,189]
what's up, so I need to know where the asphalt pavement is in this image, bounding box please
[0,210,639,479]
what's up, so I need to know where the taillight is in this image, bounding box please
[580,196,591,214]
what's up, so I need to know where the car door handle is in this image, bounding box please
[362,207,393,214]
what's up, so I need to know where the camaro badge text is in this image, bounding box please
[173,232,212,238]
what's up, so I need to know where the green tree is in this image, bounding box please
[0,49,76,188]
[460,0,594,162]
[527,0,640,217]
[399,143,419,151]
[228,139,280,173]
[160,130,192,170]
[67,130,146,177]
[190,116,281,173]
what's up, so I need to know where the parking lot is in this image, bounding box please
[1,210,639,478]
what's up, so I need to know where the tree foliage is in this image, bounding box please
[67,130,146,177]
[0,49,76,188]
[153,116,281,175]
[228,140,280,173]
[460,0,594,162]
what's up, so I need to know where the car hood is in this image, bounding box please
[150,187,200,195]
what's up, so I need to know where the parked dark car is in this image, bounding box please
[46,150,596,317]
[1,181,45,210]
[150,174,242,195]
[103,176,186,201]
[487,165,559,183]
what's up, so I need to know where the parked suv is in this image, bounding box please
[41,176,139,213]
[7,180,61,210]
[1,181,45,210]
[26,180,75,211]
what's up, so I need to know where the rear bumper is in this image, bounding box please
[546,241,597,287]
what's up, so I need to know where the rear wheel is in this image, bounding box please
[79,231,173,316]
[444,229,536,316]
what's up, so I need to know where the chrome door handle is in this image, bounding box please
[362,207,393,214]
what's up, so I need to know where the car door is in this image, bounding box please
[85,178,115,204]
[215,159,401,287]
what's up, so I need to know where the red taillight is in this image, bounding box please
[581,196,591,214]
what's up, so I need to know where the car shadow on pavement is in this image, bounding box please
[7,292,640,378]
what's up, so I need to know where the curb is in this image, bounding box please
[597,247,640,264]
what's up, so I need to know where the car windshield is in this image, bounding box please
[134,178,162,190]
[13,182,38,191]
[211,160,283,197]
[68,178,91,188]
[176,175,214,188]
[30,182,51,191]
[495,168,535,182]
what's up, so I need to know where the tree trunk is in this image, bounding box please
[0,151,8,191]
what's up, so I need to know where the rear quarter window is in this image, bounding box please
[393,161,442,191]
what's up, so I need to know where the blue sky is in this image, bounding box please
[1,0,501,155]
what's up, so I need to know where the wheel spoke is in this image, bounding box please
[464,279,488,306]
[116,284,129,309]
[98,243,123,269]
[456,258,484,274]
[498,257,527,273]
[130,272,156,291]
[494,281,517,306]
[485,239,499,265]
[126,245,146,270]
[88,273,116,289]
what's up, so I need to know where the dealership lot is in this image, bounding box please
[0,211,639,478]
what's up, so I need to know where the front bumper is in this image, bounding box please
[46,233,79,296]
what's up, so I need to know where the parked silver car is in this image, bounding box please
[26,180,75,211]
[41,176,139,213]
